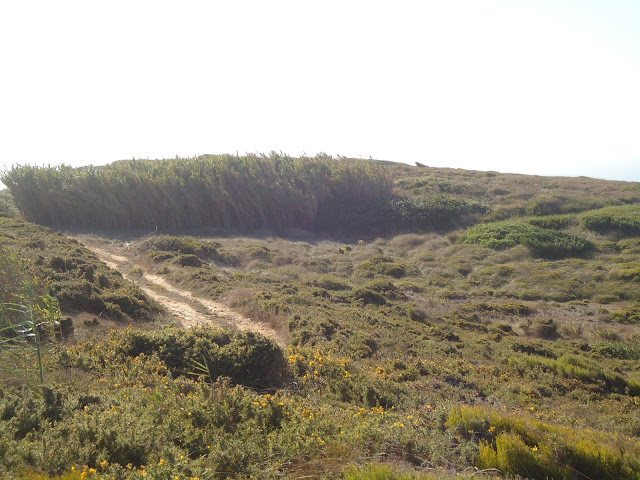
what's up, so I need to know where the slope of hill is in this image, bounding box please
[1,157,640,480]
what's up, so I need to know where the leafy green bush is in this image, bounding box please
[358,257,407,278]
[449,405,640,480]
[312,276,351,291]
[460,222,537,250]
[460,221,593,258]
[389,194,487,230]
[465,302,534,316]
[581,205,640,237]
[593,341,640,360]
[61,326,285,389]
[0,217,155,322]
[520,228,593,259]
[610,304,640,324]
[526,193,611,216]
[352,288,388,305]
[140,235,219,257]
[343,463,472,480]
[527,214,573,230]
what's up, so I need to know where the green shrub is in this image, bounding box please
[527,214,573,230]
[352,288,388,305]
[406,306,428,322]
[312,276,351,291]
[343,463,460,480]
[468,302,534,316]
[450,405,640,480]
[170,253,203,267]
[610,304,640,324]
[460,221,593,258]
[520,228,593,259]
[460,222,537,250]
[581,205,640,237]
[389,194,487,230]
[140,235,219,256]
[526,193,611,216]
[60,326,285,390]
[358,257,407,278]
[609,263,640,282]
[593,341,640,360]
[364,279,406,300]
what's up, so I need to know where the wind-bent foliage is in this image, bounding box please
[2,153,392,232]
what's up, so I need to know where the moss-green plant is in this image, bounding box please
[460,221,593,258]
[581,205,640,237]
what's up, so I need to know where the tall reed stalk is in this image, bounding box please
[2,153,392,232]
[0,246,60,384]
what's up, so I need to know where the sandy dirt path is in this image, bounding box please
[74,237,285,347]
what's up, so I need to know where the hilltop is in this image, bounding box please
[1,156,640,480]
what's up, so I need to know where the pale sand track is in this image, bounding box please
[73,237,285,347]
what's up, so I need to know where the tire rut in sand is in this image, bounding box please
[76,239,285,347]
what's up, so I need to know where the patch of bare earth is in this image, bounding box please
[72,236,286,347]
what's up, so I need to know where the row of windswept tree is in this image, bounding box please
[1,153,394,232]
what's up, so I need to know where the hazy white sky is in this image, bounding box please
[1,0,639,187]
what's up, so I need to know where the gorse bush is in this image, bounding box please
[459,221,593,258]
[3,154,392,232]
[58,326,285,389]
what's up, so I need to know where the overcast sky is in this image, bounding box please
[1,0,639,189]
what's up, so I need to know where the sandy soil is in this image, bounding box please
[73,237,285,347]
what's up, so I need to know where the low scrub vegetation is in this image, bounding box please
[449,405,640,480]
[459,221,593,259]
[581,205,640,237]
[388,194,487,231]
[3,160,640,478]
[0,217,156,322]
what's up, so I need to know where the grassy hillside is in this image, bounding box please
[1,159,640,479]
